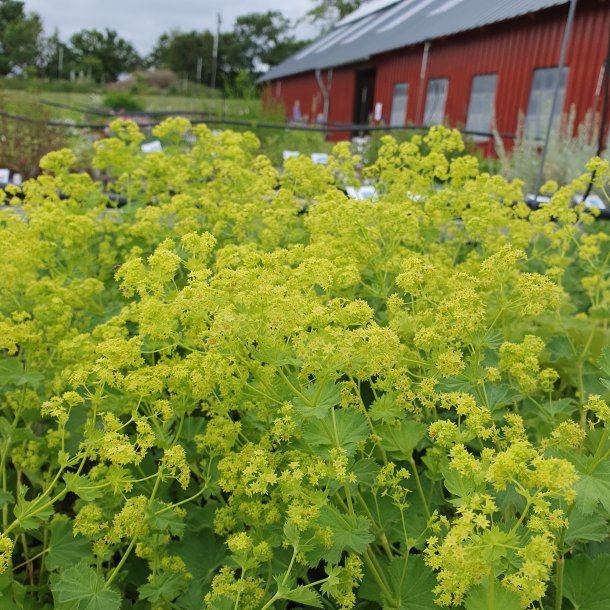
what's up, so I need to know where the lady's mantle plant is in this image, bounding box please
[0,118,609,610]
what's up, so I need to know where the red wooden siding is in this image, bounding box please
[266,0,610,147]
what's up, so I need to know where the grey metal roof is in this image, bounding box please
[260,0,569,81]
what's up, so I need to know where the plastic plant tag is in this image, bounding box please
[282,150,300,161]
[141,140,163,154]
[311,153,329,165]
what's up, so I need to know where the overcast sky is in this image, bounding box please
[24,0,317,55]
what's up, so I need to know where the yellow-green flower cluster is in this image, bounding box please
[0,120,608,610]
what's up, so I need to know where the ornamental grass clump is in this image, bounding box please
[0,118,609,610]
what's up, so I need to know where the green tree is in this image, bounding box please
[39,30,78,79]
[69,28,141,82]
[0,0,43,75]
[232,11,307,70]
[219,11,309,86]
[148,30,215,83]
[306,0,362,29]
[149,11,308,91]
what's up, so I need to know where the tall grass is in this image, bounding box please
[494,107,607,192]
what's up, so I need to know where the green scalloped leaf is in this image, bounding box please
[464,582,521,610]
[317,505,374,563]
[389,555,437,610]
[51,562,121,610]
[302,409,368,458]
[564,554,610,610]
[46,518,92,571]
[377,420,427,460]
[284,585,323,608]
[571,455,610,515]
[293,380,342,420]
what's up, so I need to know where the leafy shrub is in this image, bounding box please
[140,69,179,89]
[109,69,180,93]
[0,119,609,610]
[0,95,68,178]
[102,91,144,112]
[225,69,258,100]
[261,127,331,166]
[355,127,418,165]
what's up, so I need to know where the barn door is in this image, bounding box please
[353,68,377,127]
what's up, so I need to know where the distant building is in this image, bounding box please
[260,0,610,146]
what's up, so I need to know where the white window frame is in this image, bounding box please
[465,74,497,137]
[423,78,448,126]
[389,82,409,127]
[525,66,569,139]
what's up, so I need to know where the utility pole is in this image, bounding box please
[58,44,64,80]
[534,0,578,197]
[211,12,221,90]
[196,56,203,83]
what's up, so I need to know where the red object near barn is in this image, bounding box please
[260,0,610,148]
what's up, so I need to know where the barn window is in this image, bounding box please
[423,78,448,125]
[525,67,569,138]
[466,74,497,136]
[390,83,409,126]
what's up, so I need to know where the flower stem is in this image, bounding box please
[487,567,495,610]
[408,457,431,520]
[554,503,574,610]
[363,547,396,605]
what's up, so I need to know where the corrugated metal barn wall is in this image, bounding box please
[267,0,610,145]
[373,0,610,140]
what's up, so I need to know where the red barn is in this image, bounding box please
[260,0,610,145]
